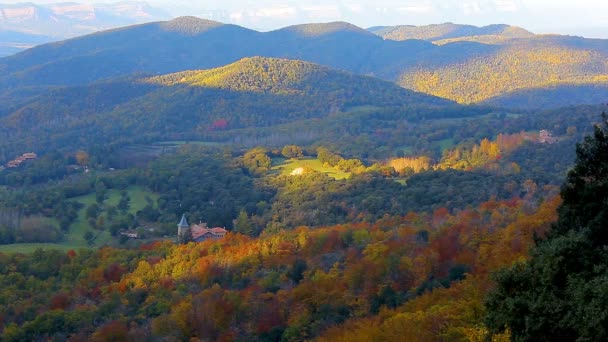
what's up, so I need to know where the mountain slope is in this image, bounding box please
[0,30,55,57]
[0,17,262,87]
[0,57,454,160]
[370,23,534,43]
[1,17,607,108]
[399,38,608,103]
[146,56,436,100]
[0,18,414,88]
[482,83,608,109]
[276,21,374,38]
[0,2,169,30]
[0,1,170,55]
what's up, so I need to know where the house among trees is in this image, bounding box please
[538,130,557,144]
[120,230,139,239]
[5,152,38,168]
[177,214,228,243]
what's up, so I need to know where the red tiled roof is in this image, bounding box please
[191,224,227,240]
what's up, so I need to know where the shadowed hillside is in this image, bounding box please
[0,57,454,159]
[482,83,608,109]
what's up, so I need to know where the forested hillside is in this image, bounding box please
[482,83,608,109]
[1,17,607,109]
[0,57,453,162]
[1,14,608,341]
[0,192,560,341]
[399,40,608,103]
[2,111,603,340]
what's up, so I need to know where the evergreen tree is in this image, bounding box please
[234,210,254,236]
[486,115,608,341]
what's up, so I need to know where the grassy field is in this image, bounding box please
[0,186,159,253]
[69,186,159,246]
[272,158,351,180]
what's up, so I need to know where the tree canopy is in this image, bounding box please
[486,114,608,341]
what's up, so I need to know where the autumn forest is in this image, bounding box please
[1,15,608,342]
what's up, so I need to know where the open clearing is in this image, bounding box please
[272,158,351,180]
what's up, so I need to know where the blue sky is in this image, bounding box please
[5,0,608,37]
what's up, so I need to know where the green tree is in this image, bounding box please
[486,115,608,341]
[95,181,107,204]
[281,145,303,159]
[85,203,100,219]
[96,215,105,230]
[242,147,272,175]
[234,210,254,236]
[117,191,130,212]
[83,231,95,246]
[316,147,342,166]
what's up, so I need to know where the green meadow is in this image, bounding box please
[272,158,351,180]
[0,186,159,253]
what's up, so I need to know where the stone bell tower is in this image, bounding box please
[177,214,189,243]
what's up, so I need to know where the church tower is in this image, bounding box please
[177,214,189,243]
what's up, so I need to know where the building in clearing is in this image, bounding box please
[177,214,228,243]
[539,130,557,144]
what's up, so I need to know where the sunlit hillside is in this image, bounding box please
[148,57,386,95]
[371,23,533,42]
[399,45,608,103]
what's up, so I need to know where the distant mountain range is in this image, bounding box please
[1,16,607,109]
[0,1,170,56]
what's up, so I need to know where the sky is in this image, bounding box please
[3,0,608,38]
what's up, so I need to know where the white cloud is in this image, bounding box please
[251,7,297,19]
[344,3,364,13]
[300,5,341,18]
[494,0,519,12]
[461,1,484,15]
[228,11,243,21]
[396,4,434,14]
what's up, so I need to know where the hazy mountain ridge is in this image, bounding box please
[370,23,534,42]
[0,1,170,34]
[275,21,374,38]
[0,1,170,56]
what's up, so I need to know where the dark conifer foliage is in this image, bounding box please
[486,114,608,341]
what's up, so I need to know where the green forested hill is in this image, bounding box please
[0,57,454,161]
[146,56,445,102]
